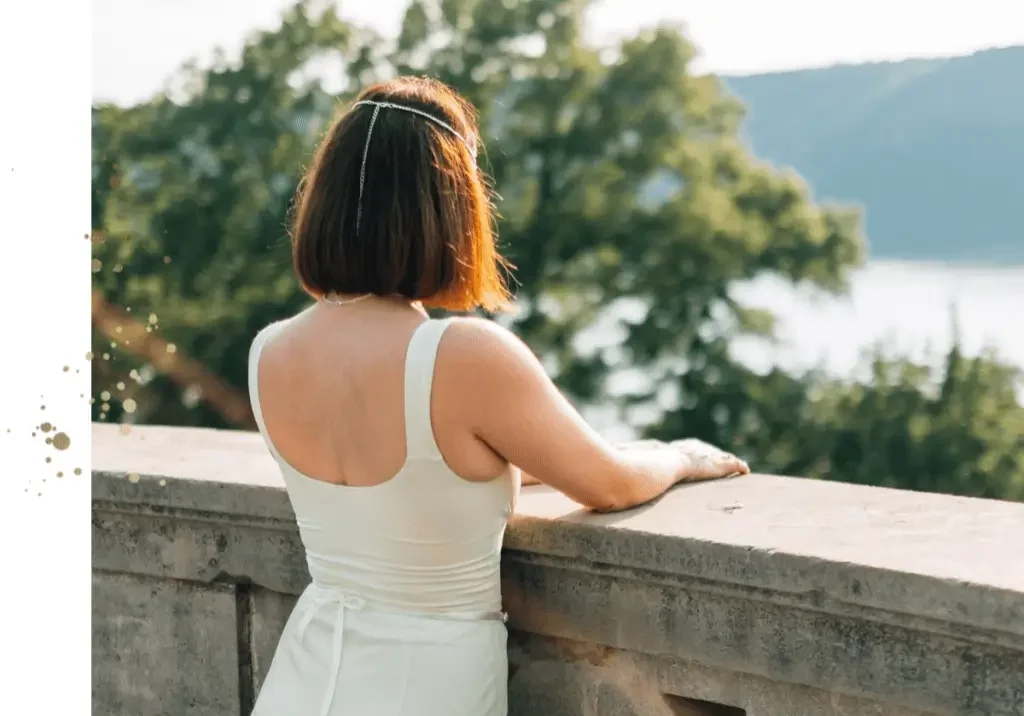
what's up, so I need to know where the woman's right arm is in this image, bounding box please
[445,317,746,512]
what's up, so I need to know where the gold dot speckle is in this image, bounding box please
[88,397,95,405]
[148,314,158,325]
[115,326,123,334]
[86,351,94,361]
[45,457,51,463]
[91,259,103,273]
[116,381,125,391]
[162,255,171,264]
[63,365,69,372]
[127,473,140,483]
[113,263,123,273]
[45,437,52,445]
[52,432,71,451]
[40,422,52,433]
[100,391,111,401]
[119,424,132,435]
[123,399,138,414]
[159,479,167,487]
[101,402,110,412]
[102,353,110,361]
[57,472,63,478]
[166,344,177,354]
[74,468,82,476]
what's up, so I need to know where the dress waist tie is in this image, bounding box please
[294,584,507,716]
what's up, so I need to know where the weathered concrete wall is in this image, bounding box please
[92,424,1024,716]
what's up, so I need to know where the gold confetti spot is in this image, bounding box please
[52,432,71,450]
[119,424,132,435]
[129,369,140,381]
[123,398,138,414]
[45,437,52,445]
[166,344,177,354]
[159,479,167,487]
[74,468,82,475]
[148,313,158,325]
[145,326,152,333]
[113,263,123,273]
[117,381,125,391]
[57,472,63,478]
[45,457,51,463]
[86,351,94,361]
[40,422,52,432]
[101,402,110,412]
[162,255,171,264]
[88,397,95,405]
[102,353,110,360]
[126,306,132,312]
[91,258,103,272]
[62,365,69,372]
[115,326,123,334]
[127,473,140,483]
[100,390,111,401]
[110,341,117,349]
[99,413,107,420]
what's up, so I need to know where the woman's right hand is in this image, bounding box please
[615,439,749,483]
[668,438,750,482]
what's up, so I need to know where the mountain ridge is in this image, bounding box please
[722,45,1024,262]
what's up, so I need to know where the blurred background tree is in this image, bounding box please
[91,0,1024,501]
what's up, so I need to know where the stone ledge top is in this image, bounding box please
[93,423,1024,635]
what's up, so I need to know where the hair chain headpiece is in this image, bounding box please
[353,99,476,233]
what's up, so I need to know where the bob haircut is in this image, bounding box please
[291,76,512,313]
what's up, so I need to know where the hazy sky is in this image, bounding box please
[94,0,1024,105]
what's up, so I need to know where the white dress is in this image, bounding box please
[247,318,520,716]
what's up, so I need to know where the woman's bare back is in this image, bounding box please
[255,299,508,487]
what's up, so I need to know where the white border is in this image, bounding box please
[0,1,92,713]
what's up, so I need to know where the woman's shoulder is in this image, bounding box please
[436,315,546,405]
[441,315,534,364]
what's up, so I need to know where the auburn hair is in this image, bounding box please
[290,76,512,313]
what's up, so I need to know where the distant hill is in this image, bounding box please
[722,46,1024,263]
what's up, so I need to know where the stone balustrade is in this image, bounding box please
[92,424,1024,716]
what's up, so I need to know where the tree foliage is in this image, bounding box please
[91,0,1024,501]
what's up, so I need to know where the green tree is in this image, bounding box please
[796,343,1024,501]
[91,0,1024,501]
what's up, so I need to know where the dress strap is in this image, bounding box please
[247,322,285,462]
[403,318,452,460]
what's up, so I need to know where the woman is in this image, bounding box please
[247,76,749,716]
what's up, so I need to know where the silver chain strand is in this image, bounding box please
[352,99,477,237]
[355,103,382,235]
[322,292,373,306]
[353,100,476,156]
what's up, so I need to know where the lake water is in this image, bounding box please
[579,260,1024,438]
[731,260,1024,376]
